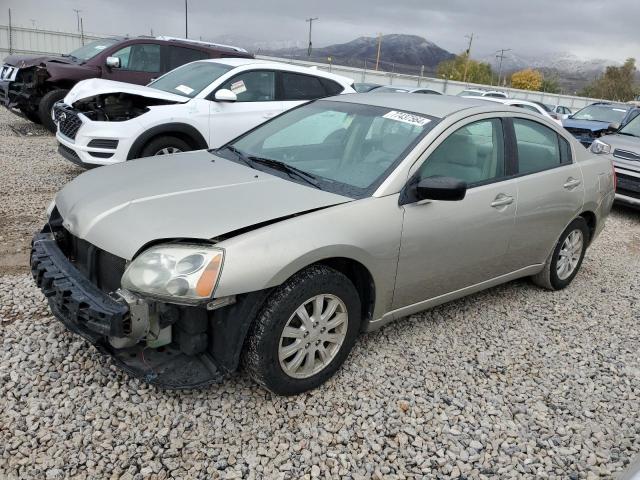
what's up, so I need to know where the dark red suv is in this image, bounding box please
[0,36,253,131]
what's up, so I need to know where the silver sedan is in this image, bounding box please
[34,94,615,395]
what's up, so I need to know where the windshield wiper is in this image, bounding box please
[617,131,637,137]
[221,145,256,169]
[248,156,321,189]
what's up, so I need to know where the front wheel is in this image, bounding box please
[532,217,590,290]
[243,265,361,395]
[139,136,191,158]
[38,89,69,132]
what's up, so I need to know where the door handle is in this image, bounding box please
[491,194,514,208]
[563,177,582,190]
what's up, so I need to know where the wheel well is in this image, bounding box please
[316,258,375,325]
[579,211,596,244]
[143,131,201,150]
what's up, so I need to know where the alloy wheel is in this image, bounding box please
[556,229,583,280]
[154,147,182,155]
[278,294,349,379]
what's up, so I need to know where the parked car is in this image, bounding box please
[481,98,561,125]
[458,89,508,98]
[353,82,382,93]
[372,85,442,95]
[591,112,640,208]
[562,102,638,148]
[551,104,572,118]
[0,36,253,132]
[53,58,355,167]
[32,94,615,394]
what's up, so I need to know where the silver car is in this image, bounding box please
[32,94,615,395]
[591,111,640,208]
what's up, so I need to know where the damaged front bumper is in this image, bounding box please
[30,232,225,388]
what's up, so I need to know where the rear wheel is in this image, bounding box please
[243,265,361,395]
[38,89,69,132]
[532,217,590,290]
[139,136,192,158]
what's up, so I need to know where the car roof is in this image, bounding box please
[198,58,354,84]
[328,93,489,118]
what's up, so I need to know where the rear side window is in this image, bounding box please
[167,46,208,70]
[513,119,562,174]
[281,72,327,100]
[319,78,344,96]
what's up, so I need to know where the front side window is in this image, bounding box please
[513,118,562,174]
[149,61,232,97]
[281,72,327,100]
[112,43,161,72]
[225,101,437,197]
[219,71,276,102]
[417,118,505,185]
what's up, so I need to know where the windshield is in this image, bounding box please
[619,113,640,137]
[372,86,411,93]
[148,61,233,98]
[66,39,119,61]
[224,100,437,197]
[571,105,628,123]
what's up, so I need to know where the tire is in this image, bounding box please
[243,265,361,395]
[38,89,69,132]
[139,136,192,158]
[19,107,42,124]
[532,217,590,291]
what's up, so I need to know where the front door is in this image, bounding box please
[101,43,162,85]
[393,117,518,309]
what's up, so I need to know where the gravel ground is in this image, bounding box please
[0,106,639,479]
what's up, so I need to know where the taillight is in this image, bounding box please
[612,161,617,191]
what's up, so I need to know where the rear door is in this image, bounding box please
[505,117,584,268]
[279,71,331,112]
[208,69,282,148]
[102,42,162,84]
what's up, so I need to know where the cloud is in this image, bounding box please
[3,0,639,62]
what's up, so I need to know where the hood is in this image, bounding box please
[3,53,74,68]
[600,133,640,151]
[64,78,189,106]
[55,151,352,259]
[562,118,613,132]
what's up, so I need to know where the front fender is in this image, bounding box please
[213,195,404,322]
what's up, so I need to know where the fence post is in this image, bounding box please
[363,59,367,82]
[419,65,424,87]
[8,8,13,54]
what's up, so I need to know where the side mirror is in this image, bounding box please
[105,56,121,68]
[400,176,467,205]
[609,122,621,131]
[214,89,237,102]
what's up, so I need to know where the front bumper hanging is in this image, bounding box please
[30,232,224,389]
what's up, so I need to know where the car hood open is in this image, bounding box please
[64,78,190,106]
[54,151,352,260]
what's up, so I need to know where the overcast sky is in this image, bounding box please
[3,0,639,61]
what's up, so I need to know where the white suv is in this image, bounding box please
[53,58,355,167]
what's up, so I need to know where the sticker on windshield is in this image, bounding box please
[613,108,627,112]
[95,45,107,50]
[175,84,194,95]
[230,80,247,94]
[382,110,431,127]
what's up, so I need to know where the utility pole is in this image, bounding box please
[306,17,318,56]
[185,0,188,38]
[462,33,474,83]
[73,9,81,32]
[495,48,511,87]
[80,17,85,45]
[375,33,382,71]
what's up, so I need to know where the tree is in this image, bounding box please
[437,53,493,85]
[511,69,543,91]
[580,58,638,101]
[541,77,561,94]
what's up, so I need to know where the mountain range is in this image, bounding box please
[212,33,617,92]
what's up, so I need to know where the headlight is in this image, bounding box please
[121,244,224,302]
[591,139,611,155]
